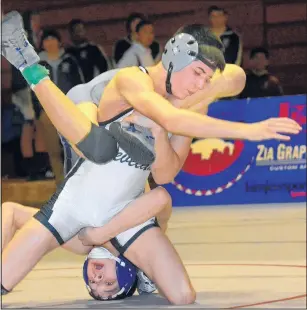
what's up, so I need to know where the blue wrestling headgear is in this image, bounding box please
[83,247,137,300]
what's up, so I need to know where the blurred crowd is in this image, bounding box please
[1,6,284,181]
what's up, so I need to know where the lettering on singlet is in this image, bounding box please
[111,66,150,171]
[114,151,150,171]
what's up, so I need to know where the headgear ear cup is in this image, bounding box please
[82,249,137,300]
[162,25,225,95]
[162,33,200,94]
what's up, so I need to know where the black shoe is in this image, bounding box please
[109,122,155,166]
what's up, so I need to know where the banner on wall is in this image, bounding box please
[164,95,306,206]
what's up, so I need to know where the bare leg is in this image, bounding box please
[38,111,64,184]
[34,119,47,153]
[156,200,172,233]
[125,228,196,305]
[11,88,36,158]
[33,80,92,144]
[1,218,60,291]
[1,202,37,249]
[20,123,35,157]
[1,202,92,255]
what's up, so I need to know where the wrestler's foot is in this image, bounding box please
[109,122,156,166]
[136,270,156,295]
[1,11,39,70]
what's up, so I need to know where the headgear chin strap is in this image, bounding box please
[166,62,173,94]
[162,33,218,95]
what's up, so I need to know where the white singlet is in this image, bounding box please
[34,68,157,249]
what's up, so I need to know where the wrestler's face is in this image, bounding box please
[87,258,120,299]
[137,24,155,48]
[170,60,214,99]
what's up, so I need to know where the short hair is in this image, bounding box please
[40,28,61,51]
[68,19,85,34]
[89,278,138,301]
[175,24,226,71]
[208,5,227,15]
[250,47,269,59]
[125,12,147,33]
[135,19,153,33]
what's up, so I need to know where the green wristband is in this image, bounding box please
[22,64,50,88]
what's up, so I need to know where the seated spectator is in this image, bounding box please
[66,19,110,82]
[113,12,160,65]
[117,20,156,68]
[208,5,243,66]
[240,47,284,98]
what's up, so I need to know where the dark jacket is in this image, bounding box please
[220,27,243,65]
[239,70,284,99]
[113,36,160,64]
[11,66,29,93]
[66,42,110,83]
[39,49,85,94]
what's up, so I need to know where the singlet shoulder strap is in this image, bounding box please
[135,53,142,67]
[138,66,149,74]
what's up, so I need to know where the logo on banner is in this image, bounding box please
[172,138,254,196]
[256,143,306,170]
[245,180,306,198]
[256,101,306,171]
[279,102,306,131]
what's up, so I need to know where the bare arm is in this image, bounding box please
[166,64,246,112]
[124,66,244,184]
[116,68,250,140]
[150,128,192,184]
[117,67,300,141]
[78,186,171,246]
[216,64,246,98]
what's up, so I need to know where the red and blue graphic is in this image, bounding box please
[164,95,306,206]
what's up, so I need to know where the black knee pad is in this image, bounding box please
[76,123,118,164]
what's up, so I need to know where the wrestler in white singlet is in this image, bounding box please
[34,67,157,247]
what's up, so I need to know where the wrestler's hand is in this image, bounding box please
[78,227,105,246]
[247,117,302,141]
[123,111,164,134]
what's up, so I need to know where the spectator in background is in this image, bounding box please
[240,47,283,99]
[39,29,84,94]
[33,28,85,184]
[8,11,46,180]
[2,91,25,178]
[22,10,42,50]
[208,5,243,66]
[10,66,37,179]
[113,12,160,65]
[67,19,110,82]
[117,20,156,68]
